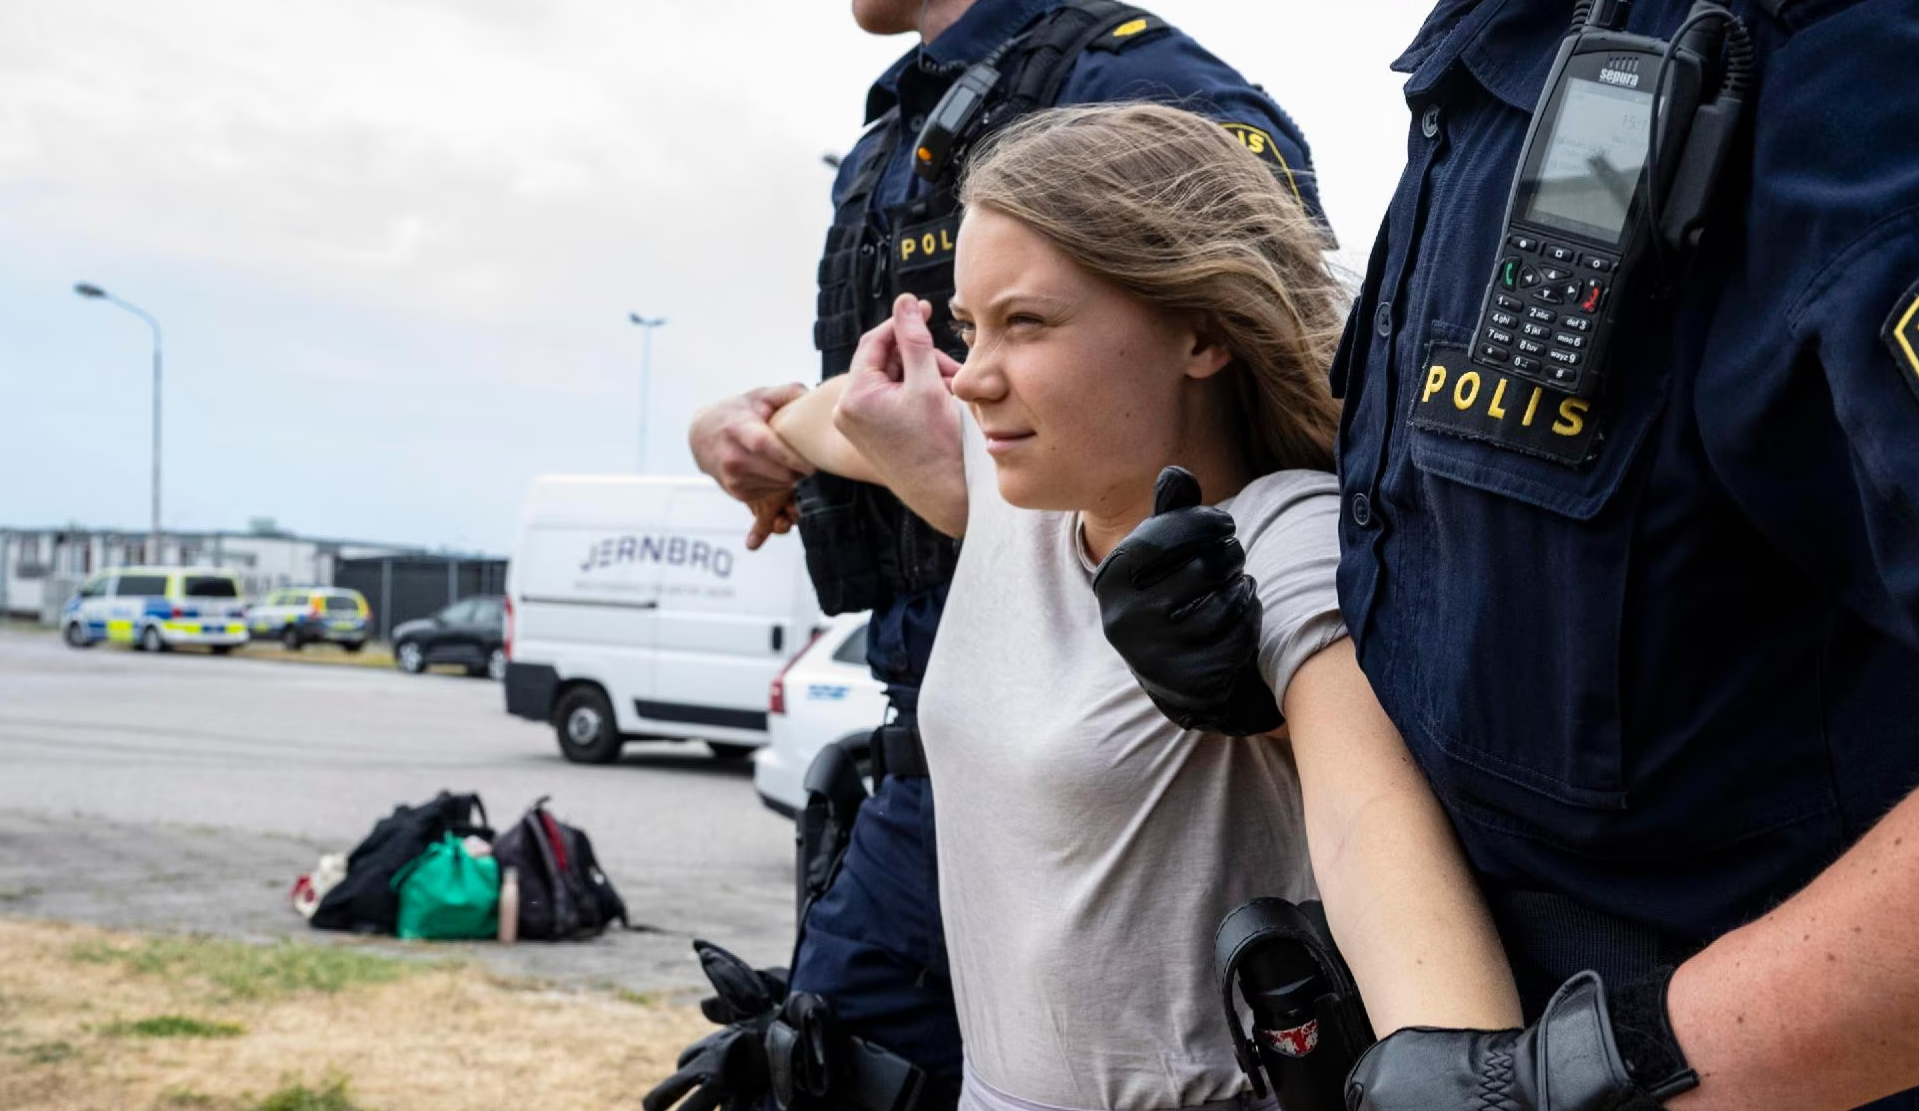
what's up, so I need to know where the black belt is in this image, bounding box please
[871,724,930,780]
[1487,888,1706,1018]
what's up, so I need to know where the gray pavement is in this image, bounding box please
[0,628,797,992]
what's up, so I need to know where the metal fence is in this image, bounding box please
[335,556,508,641]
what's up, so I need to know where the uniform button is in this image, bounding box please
[1350,493,1373,528]
[1374,302,1393,337]
[907,114,926,133]
[1421,104,1442,139]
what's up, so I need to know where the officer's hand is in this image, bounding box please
[1346,973,1651,1111]
[643,941,788,1111]
[744,493,800,552]
[833,294,966,537]
[1092,466,1281,736]
[689,384,815,503]
[642,1025,770,1111]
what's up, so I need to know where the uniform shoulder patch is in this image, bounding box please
[1882,277,1919,404]
[1085,13,1168,53]
[1219,122,1302,205]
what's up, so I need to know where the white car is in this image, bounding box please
[754,613,887,817]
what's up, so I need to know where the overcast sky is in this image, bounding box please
[1,0,1436,553]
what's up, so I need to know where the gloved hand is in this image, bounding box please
[1092,466,1282,736]
[1345,972,1691,1111]
[643,940,790,1111]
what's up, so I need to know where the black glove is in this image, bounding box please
[1092,466,1282,736]
[643,940,790,1111]
[1344,972,1697,1111]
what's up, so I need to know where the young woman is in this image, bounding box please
[752,103,1520,1111]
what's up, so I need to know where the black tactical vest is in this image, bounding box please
[801,0,1161,615]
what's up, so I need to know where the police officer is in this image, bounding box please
[1296,0,1919,1108]
[668,3,1327,1109]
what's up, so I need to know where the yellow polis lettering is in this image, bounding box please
[1423,364,1449,403]
[1487,377,1509,419]
[1112,17,1149,36]
[1522,386,1543,427]
[900,237,917,262]
[1552,397,1590,437]
[1453,369,1481,411]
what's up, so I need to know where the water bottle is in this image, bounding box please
[498,866,520,945]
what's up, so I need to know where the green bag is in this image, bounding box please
[391,833,500,940]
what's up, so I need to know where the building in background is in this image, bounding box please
[0,523,503,639]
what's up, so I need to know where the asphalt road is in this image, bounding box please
[0,628,796,991]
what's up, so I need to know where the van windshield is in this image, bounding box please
[185,577,240,598]
[114,574,169,597]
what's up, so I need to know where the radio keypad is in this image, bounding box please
[1477,238,1620,395]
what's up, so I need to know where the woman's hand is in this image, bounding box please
[832,295,967,537]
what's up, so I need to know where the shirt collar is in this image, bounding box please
[864,0,1060,123]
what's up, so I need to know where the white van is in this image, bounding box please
[504,475,822,765]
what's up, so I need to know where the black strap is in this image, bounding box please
[1000,0,1155,121]
[1485,888,1706,1016]
[870,724,930,780]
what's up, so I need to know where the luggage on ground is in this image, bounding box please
[392,832,501,940]
[311,791,492,934]
[492,796,628,940]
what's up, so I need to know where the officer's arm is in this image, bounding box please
[1283,638,1523,1036]
[1658,794,1919,1110]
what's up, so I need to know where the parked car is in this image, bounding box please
[247,587,370,650]
[753,614,885,817]
[391,596,507,679]
[61,566,248,653]
[504,475,824,765]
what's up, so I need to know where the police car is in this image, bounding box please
[247,587,370,651]
[754,613,887,817]
[62,566,249,653]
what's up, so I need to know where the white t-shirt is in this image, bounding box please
[918,408,1347,1111]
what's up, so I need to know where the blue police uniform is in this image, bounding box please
[790,0,1325,1089]
[1331,0,1919,1077]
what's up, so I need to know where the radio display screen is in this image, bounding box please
[1519,76,1655,244]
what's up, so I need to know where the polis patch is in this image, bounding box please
[1411,344,1598,465]
[1220,122,1302,203]
[896,215,958,273]
[1882,278,1919,405]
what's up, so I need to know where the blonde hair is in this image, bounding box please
[958,103,1345,473]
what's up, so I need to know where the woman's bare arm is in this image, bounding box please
[1282,637,1523,1035]
[760,297,968,538]
[767,377,881,484]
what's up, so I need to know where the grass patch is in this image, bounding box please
[252,1075,369,1111]
[103,1013,245,1038]
[72,936,409,1000]
[614,986,664,1007]
[0,885,43,902]
[159,1089,220,1108]
[21,1039,77,1064]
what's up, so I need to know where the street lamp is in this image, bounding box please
[627,313,667,473]
[75,283,164,564]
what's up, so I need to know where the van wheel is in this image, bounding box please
[555,688,622,765]
[281,626,303,651]
[140,625,167,653]
[64,623,93,649]
[341,640,365,654]
[708,743,756,762]
[210,645,235,656]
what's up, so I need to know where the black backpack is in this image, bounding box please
[493,797,628,940]
[311,791,491,934]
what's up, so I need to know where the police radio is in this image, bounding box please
[1470,0,1751,398]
